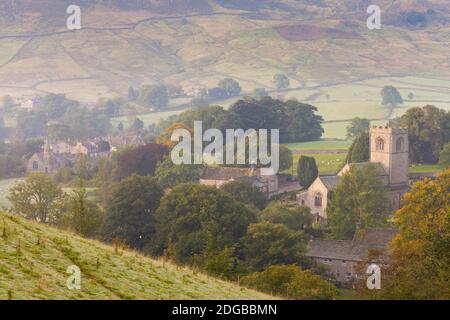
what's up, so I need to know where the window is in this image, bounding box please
[396,137,404,152]
[376,137,385,151]
[314,193,323,207]
[32,161,38,170]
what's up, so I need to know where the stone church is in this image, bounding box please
[297,124,410,224]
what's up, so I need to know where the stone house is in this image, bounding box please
[27,141,73,174]
[306,228,397,284]
[200,166,279,197]
[297,125,410,224]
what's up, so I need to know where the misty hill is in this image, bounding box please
[0,211,271,299]
[0,0,449,103]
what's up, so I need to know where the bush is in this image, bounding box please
[241,265,337,300]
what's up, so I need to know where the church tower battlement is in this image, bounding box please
[370,125,409,186]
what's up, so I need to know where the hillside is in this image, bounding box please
[0,211,272,300]
[0,0,449,103]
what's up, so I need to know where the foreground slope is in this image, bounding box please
[0,212,272,300]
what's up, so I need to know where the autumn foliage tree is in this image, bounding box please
[380,170,450,299]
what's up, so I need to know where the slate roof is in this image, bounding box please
[306,228,398,262]
[201,167,256,180]
[319,175,341,191]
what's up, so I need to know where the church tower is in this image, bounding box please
[370,125,409,186]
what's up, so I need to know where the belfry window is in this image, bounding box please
[396,137,404,152]
[376,137,385,151]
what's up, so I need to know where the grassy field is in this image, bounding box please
[408,164,445,173]
[284,140,351,151]
[284,153,345,176]
[0,211,272,300]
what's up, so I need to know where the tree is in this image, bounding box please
[102,175,163,250]
[279,145,293,172]
[327,163,390,239]
[155,156,201,188]
[42,93,79,120]
[131,118,144,132]
[259,203,312,232]
[2,95,14,109]
[220,180,267,210]
[47,124,72,141]
[0,155,25,178]
[114,143,168,179]
[8,173,65,223]
[128,86,138,101]
[138,85,168,109]
[281,99,324,143]
[345,132,370,163]
[346,117,370,140]
[273,73,290,90]
[64,105,111,139]
[218,78,241,97]
[253,88,268,99]
[156,122,193,149]
[243,221,306,271]
[74,155,93,180]
[97,140,111,153]
[297,156,318,188]
[117,122,124,131]
[63,179,103,237]
[381,86,403,107]
[16,110,48,138]
[401,105,450,163]
[241,265,337,300]
[153,183,256,264]
[439,142,450,167]
[380,170,449,299]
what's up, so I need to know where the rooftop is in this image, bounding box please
[306,228,398,262]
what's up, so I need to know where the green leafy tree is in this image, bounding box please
[273,73,290,90]
[203,247,247,280]
[8,173,65,223]
[279,145,293,172]
[439,142,450,167]
[128,86,138,101]
[2,95,15,109]
[243,221,307,271]
[381,86,403,107]
[153,184,256,264]
[220,180,267,210]
[253,88,268,99]
[401,105,450,163]
[281,99,324,143]
[131,118,144,132]
[102,175,163,250]
[138,85,168,109]
[297,156,318,188]
[97,140,111,152]
[218,78,241,97]
[346,117,370,140]
[241,265,338,300]
[259,203,312,232]
[327,164,390,239]
[345,132,370,163]
[63,180,103,237]
[155,156,201,188]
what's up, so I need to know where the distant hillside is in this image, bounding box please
[0,211,272,300]
[0,0,449,104]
